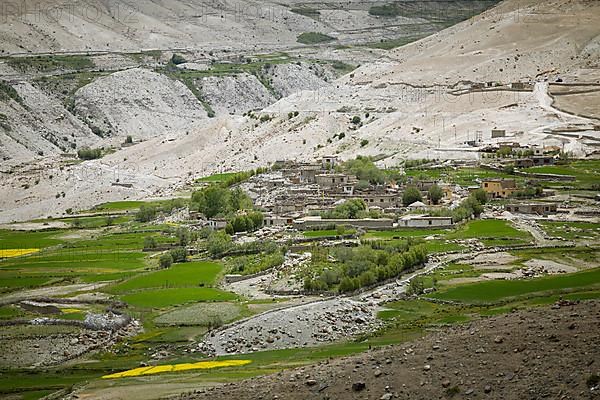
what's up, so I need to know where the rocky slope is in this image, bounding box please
[0,0,497,54]
[1,0,599,223]
[182,300,600,400]
[73,68,208,139]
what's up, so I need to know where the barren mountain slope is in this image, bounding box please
[1,0,599,223]
[0,0,496,54]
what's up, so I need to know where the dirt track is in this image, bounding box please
[183,300,600,400]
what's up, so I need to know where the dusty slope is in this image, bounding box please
[182,301,600,400]
[1,0,599,223]
[0,0,495,54]
[73,68,208,139]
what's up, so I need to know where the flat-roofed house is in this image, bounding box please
[505,203,558,215]
[398,214,454,228]
[481,179,517,198]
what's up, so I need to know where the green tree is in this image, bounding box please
[402,186,423,206]
[192,185,230,218]
[170,247,187,263]
[136,205,157,222]
[207,231,233,257]
[471,188,488,204]
[176,227,191,246]
[428,184,443,205]
[159,253,173,269]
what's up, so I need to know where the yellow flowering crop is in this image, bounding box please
[61,308,82,314]
[0,248,39,258]
[102,359,252,379]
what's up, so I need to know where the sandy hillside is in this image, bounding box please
[1,0,599,223]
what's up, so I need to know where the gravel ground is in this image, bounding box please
[199,298,380,356]
[184,300,600,400]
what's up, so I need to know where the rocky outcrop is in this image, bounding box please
[73,68,207,139]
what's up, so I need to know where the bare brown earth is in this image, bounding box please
[182,300,600,400]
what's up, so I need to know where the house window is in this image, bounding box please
[484,183,488,187]
[428,220,432,225]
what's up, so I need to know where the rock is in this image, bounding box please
[442,379,451,388]
[375,369,383,377]
[423,365,431,371]
[305,379,317,386]
[494,336,504,344]
[380,393,393,400]
[484,385,492,393]
[352,382,366,391]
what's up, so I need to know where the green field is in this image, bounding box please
[108,261,223,294]
[121,287,237,308]
[447,219,530,240]
[428,267,600,304]
[523,160,600,189]
[195,172,239,183]
[539,221,600,240]
[364,228,452,239]
[303,229,356,238]
[0,229,64,249]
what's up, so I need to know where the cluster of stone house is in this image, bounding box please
[198,157,561,232]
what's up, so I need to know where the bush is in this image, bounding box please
[402,186,422,206]
[428,184,443,205]
[77,147,102,160]
[136,205,157,222]
[159,253,173,269]
[207,231,233,258]
[170,247,187,263]
[144,236,157,249]
[351,116,361,124]
[360,139,369,147]
[170,53,187,65]
[407,277,425,296]
[322,199,367,219]
[297,32,336,44]
[125,135,133,144]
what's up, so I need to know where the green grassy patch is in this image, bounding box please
[428,267,600,304]
[364,228,452,239]
[0,229,64,249]
[448,219,530,240]
[107,261,223,294]
[7,55,94,73]
[539,221,600,240]
[121,287,237,308]
[154,302,242,326]
[303,229,356,238]
[297,32,336,44]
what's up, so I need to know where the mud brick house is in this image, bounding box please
[481,178,517,198]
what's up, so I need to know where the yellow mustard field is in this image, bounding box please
[0,248,39,258]
[103,359,252,379]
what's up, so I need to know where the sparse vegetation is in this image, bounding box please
[297,32,336,44]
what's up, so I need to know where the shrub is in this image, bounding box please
[297,32,336,44]
[170,53,187,65]
[125,135,133,144]
[207,231,233,258]
[402,186,422,206]
[351,116,361,124]
[428,184,443,205]
[136,205,157,222]
[77,147,102,160]
[159,253,173,269]
[360,139,369,147]
[170,247,187,263]
[144,236,157,249]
